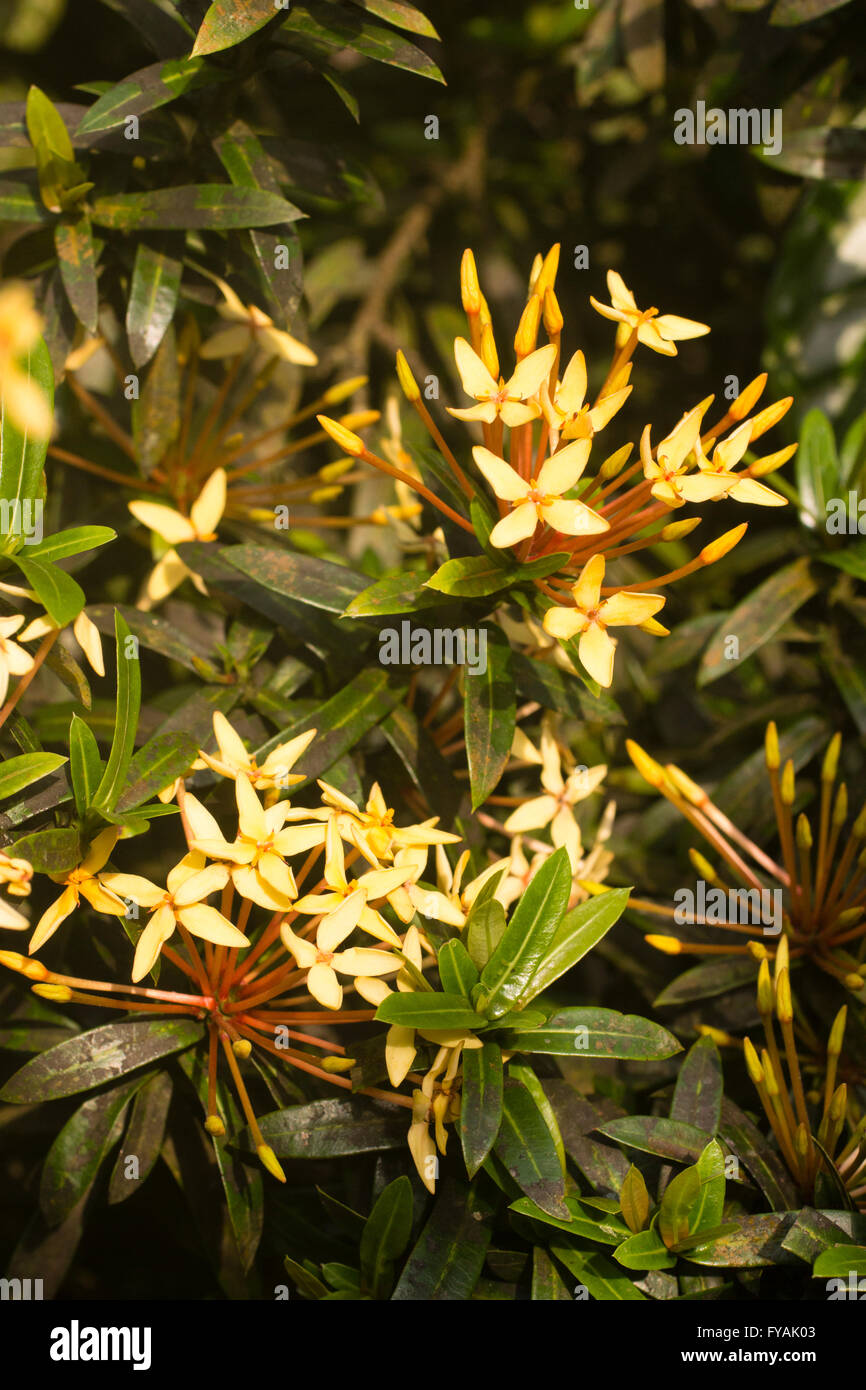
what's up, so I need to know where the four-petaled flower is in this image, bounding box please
[473,440,610,549]
[102,855,248,982]
[590,270,709,357]
[680,420,790,507]
[280,920,398,1012]
[542,349,632,441]
[639,402,721,507]
[0,282,52,438]
[128,468,227,609]
[448,337,556,427]
[200,273,318,366]
[292,818,406,948]
[504,715,606,868]
[317,781,460,864]
[542,553,665,688]
[29,828,126,954]
[198,711,317,795]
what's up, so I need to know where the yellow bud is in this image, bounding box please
[542,286,563,336]
[748,396,793,441]
[699,524,748,566]
[748,444,798,476]
[223,431,245,449]
[774,933,789,979]
[321,1055,356,1073]
[599,443,632,479]
[780,760,794,806]
[477,292,492,332]
[853,804,866,838]
[232,1039,252,1059]
[310,485,343,504]
[257,1143,287,1182]
[794,1123,810,1158]
[664,764,706,807]
[395,350,420,402]
[828,1006,847,1057]
[318,457,356,482]
[31,983,73,1001]
[761,1050,779,1096]
[743,1037,764,1086]
[796,813,812,850]
[534,243,561,298]
[625,740,666,788]
[480,322,499,380]
[528,253,543,295]
[822,732,841,783]
[514,295,541,357]
[205,1115,225,1136]
[838,907,864,927]
[316,415,364,457]
[833,783,848,826]
[696,1025,736,1047]
[322,375,367,405]
[830,1082,847,1122]
[757,959,774,1014]
[845,973,865,992]
[747,941,768,960]
[728,373,767,421]
[0,951,49,980]
[460,248,482,314]
[775,967,793,1024]
[660,517,701,542]
[688,849,717,883]
[638,617,669,636]
[645,935,682,955]
[340,409,379,431]
[765,721,780,772]
[574,879,609,896]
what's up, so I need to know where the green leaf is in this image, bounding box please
[75,57,228,135]
[503,1006,681,1060]
[91,610,141,814]
[359,1175,413,1299]
[518,887,631,1004]
[344,570,450,617]
[698,557,817,686]
[115,730,199,813]
[11,555,84,625]
[459,1042,503,1178]
[380,704,461,825]
[350,0,439,37]
[0,1019,203,1103]
[620,1164,650,1234]
[257,1096,406,1156]
[436,938,478,997]
[131,322,180,475]
[531,1246,572,1300]
[687,1140,727,1237]
[193,0,278,55]
[375,992,482,1031]
[671,1035,723,1135]
[770,0,854,22]
[494,1075,568,1218]
[88,602,219,678]
[477,847,571,1018]
[0,177,51,223]
[107,1070,173,1204]
[25,86,77,212]
[463,624,514,811]
[685,1214,798,1268]
[427,553,511,599]
[796,408,839,528]
[465,897,507,971]
[813,1244,866,1279]
[91,185,305,232]
[658,1165,701,1249]
[0,751,66,800]
[718,1096,798,1211]
[24,525,115,563]
[41,1075,148,1225]
[54,214,98,333]
[391,1180,493,1299]
[614,1228,677,1270]
[0,334,53,528]
[551,1243,646,1300]
[7,825,81,874]
[596,1116,712,1164]
[511,650,624,725]
[509,1194,623,1244]
[223,543,369,613]
[280,2,444,83]
[126,243,182,368]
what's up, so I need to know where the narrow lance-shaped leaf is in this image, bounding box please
[476,847,572,1018]
[126,243,182,368]
[459,1041,503,1179]
[464,623,515,811]
[359,1175,413,1299]
[91,186,305,232]
[0,1019,203,1103]
[91,610,141,815]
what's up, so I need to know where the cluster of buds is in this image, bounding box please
[318,248,796,688]
[627,725,866,992]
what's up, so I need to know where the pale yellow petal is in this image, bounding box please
[471,446,530,502]
[489,502,537,548]
[579,623,616,687]
[129,501,196,545]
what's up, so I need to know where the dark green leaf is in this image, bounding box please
[375,992,482,1030]
[596,1116,712,1164]
[107,1070,173,1204]
[126,243,182,368]
[91,185,304,231]
[0,751,66,800]
[7,825,81,874]
[41,1075,147,1225]
[91,610,141,814]
[699,558,817,686]
[257,1096,406,1156]
[494,1075,567,1218]
[75,57,228,135]
[518,887,631,1004]
[459,1041,503,1178]
[671,1035,723,1135]
[503,1006,681,1060]
[359,1175,413,1298]
[477,847,571,1017]
[54,214,98,333]
[391,1180,494,1299]
[0,1018,202,1102]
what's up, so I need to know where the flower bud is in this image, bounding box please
[395,350,420,402]
[316,415,364,457]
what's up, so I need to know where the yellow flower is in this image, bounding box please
[0,282,52,438]
[20,608,105,677]
[280,918,398,1012]
[639,401,721,507]
[198,711,316,794]
[199,273,318,366]
[317,780,460,864]
[447,337,556,427]
[542,553,665,688]
[29,828,126,953]
[680,421,792,507]
[472,440,609,549]
[189,774,325,910]
[504,715,606,868]
[409,846,508,929]
[292,817,406,948]
[590,270,710,357]
[0,851,33,930]
[0,614,35,705]
[542,349,632,441]
[128,468,226,609]
[102,854,247,982]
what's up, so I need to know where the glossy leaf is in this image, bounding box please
[344,571,451,617]
[477,847,571,1017]
[518,887,631,1004]
[699,557,817,686]
[463,623,515,811]
[12,555,85,626]
[375,992,482,1030]
[40,1075,148,1225]
[0,751,66,801]
[614,1228,676,1270]
[54,214,98,333]
[620,1164,650,1234]
[75,57,228,135]
[193,0,278,55]
[459,1042,503,1178]
[7,825,81,874]
[670,1035,723,1135]
[257,1096,406,1156]
[280,2,444,83]
[493,1075,568,1218]
[464,897,507,971]
[503,1006,680,1059]
[91,185,304,231]
[436,938,478,997]
[107,1070,173,1205]
[0,334,53,520]
[359,1175,413,1299]
[91,610,141,814]
[596,1116,712,1164]
[0,1018,203,1103]
[126,243,182,367]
